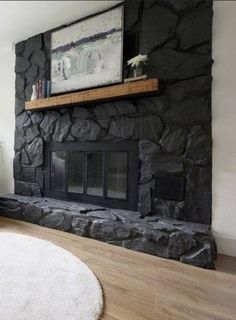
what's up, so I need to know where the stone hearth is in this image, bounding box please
[0,194,216,269]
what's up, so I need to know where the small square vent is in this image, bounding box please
[154,174,186,201]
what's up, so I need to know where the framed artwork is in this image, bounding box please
[51,5,124,94]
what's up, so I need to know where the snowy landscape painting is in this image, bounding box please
[51,6,123,94]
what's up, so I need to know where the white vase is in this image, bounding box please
[31,85,37,101]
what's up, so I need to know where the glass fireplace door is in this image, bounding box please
[46,141,138,210]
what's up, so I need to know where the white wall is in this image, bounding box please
[0,45,15,194]
[212,1,236,256]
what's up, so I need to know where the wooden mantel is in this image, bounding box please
[25,79,159,111]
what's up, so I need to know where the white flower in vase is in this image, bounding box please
[127,54,148,77]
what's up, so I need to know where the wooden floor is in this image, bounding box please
[0,217,236,320]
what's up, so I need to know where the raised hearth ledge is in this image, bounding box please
[0,194,216,269]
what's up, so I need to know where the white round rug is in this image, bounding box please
[0,232,103,320]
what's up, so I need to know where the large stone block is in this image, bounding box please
[53,113,72,142]
[109,118,134,139]
[134,115,163,141]
[166,76,212,101]
[177,8,213,49]
[136,96,168,115]
[138,184,151,216]
[71,120,101,140]
[25,124,40,143]
[15,56,31,73]
[148,49,213,80]
[185,126,211,166]
[140,5,178,53]
[144,0,212,12]
[72,217,90,236]
[41,211,71,231]
[180,242,214,269]
[15,97,25,116]
[25,137,43,167]
[23,34,43,59]
[160,125,187,155]
[22,203,42,223]
[40,111,60,136]
[168,231,197,259]
[164,97,210,126]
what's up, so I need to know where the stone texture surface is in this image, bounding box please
[0,194,216,269]
[12,0,213,263]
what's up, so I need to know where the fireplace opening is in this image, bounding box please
[45,141,138,210]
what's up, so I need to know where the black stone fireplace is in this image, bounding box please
[0,0,217,269]
[45,141,138,210]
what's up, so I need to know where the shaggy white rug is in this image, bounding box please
[0,232,103,320]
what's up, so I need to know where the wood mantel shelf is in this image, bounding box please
[25,79,159,111]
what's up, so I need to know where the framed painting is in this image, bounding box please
[51,5,124,94]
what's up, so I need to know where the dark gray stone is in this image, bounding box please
[21,149,30,165]
[124,0,140,30]
[22,203,42,223]
[180,243,214,269]
[25,137,43,167]
[0,207,22,220]
[41,211,71,231]
[14,129,25,151]
[72,107,91,119]
[53,113,72,142]
[72,217,90,236]
[123,238,169,258]
[15,56,31,73]
[30,49,46,67]
[177,8,213,49]
[148,49,213,80]
[40,111,60,136]
[15,41,25,54]
[25,124,40,143]
[139,140,161,161]
[86,210,117,221]
[15,97,25,116]
[30,112,44,124]
[164,97,210,126]
[152,199,185,220]
[71,120,101,140]
[168,231,197,259]
[134,115,163,141]
[16,112,31,129]
[25,65,38,85]
[0,194,216,269]
[166,76,212,101]
[184,165,211,224]
[150,153,184,174]
[15,74,25,99]
[66,135,75,142]
[23,34,43,59]
[185,126,211,165]
[144,0,212,12]
[109,118,134,139]
[136,96,168,115]
[22,166,36,183]
[36,168,44,190]
[160,125,187,155]
[93,100,136,118]
[140,5,178,53]
[13,153,21,180]
[138,184,151,216]
[90,220,116,241]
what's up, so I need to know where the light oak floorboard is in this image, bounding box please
[0,217,235,320]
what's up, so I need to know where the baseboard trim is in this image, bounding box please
[214,233,236,257]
